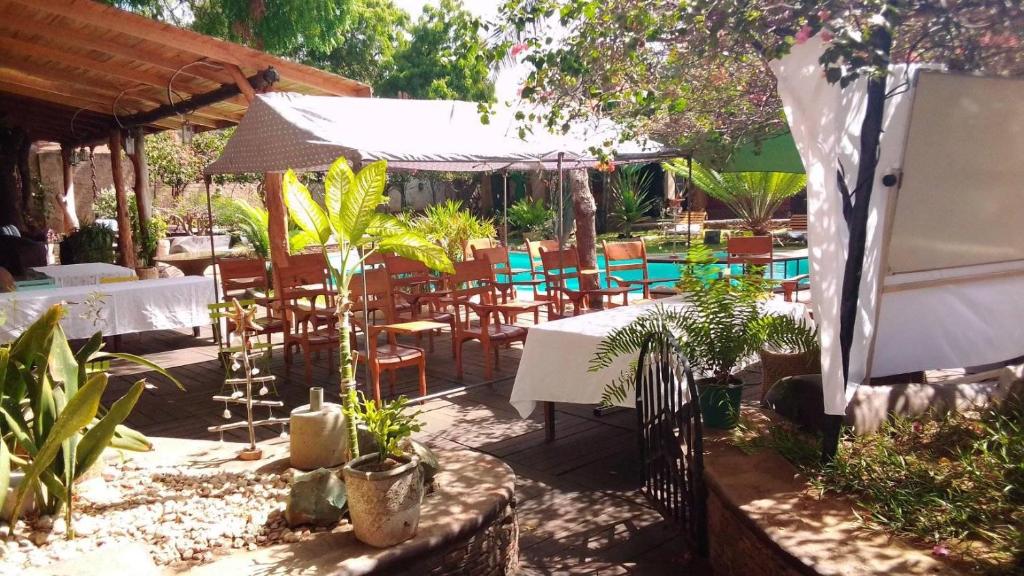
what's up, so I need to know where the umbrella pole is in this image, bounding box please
[502,170,509,246]
[205,176,221,341]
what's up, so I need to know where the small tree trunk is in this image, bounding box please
[569,169,600,302]
[336,288,360,461]
[59,144,80,233]
[529,170,546,201]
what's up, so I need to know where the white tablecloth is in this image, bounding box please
[0,277,216,341]
[32,263,136,287]
[510,297,812,418]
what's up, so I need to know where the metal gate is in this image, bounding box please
[634,332,707,555]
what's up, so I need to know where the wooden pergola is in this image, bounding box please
[0,0,369,268]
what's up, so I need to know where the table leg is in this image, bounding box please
[543,401,556,442]
[192,326,200,338]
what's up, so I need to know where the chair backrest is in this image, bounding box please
[472,245,513,279]
[385,254,433,288]
[350,268,396,325]
[603,240,649,274]
[538,246,581,287]
[99,275,139,284]
[789,214,808,232]
[525,238,560,273]
[726,236,773,267]
[450,259,498,327]
[676,211,707,226]
[218,257,267,295]
[465,237,498,260]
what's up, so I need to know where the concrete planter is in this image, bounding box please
[342,453,423,548]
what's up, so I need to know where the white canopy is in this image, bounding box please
[773,36,1024,417]
[205,93,674,175]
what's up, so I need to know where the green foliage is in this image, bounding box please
[220,199,270,259]
[189,0,351,56]
[609,166,657,236]
[409,199,497,263]
[378,0,495,101]
[344,394,423,465]
[507,197,555,235]
[301,0,410,87]
[145,130,246,198]
[592,241,816,406]
[666,161,807,235]
[283,157,452,461]
[136,215,168,267]
[60,223,116,265]
[488,1,1024,164]
[813,404,1024,574]
[0,305,182,533]
[161,193,211,236]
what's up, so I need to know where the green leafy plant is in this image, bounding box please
[136,215,168,267]
[59,222,116,265]
[344,393,423,466]
[283,157,451,462]
[665,161,807,236]
[592,241,816,406]
[609,166,657,236]
[224,199,270,259]
[0,305,183,535]
[507,197,555,235]
[410,199,496,263]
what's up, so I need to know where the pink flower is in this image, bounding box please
[912,421,924,434]
[510,43,528,58]
[821,30,834,43]
[794,25,813,45]
[932,544,950,558]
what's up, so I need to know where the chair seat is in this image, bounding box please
[360,343,424,364]
[622,277,677,286]
[590,286,631,296]
[463,323,527,341]
[254,317,286,332]
[304,328,339,345]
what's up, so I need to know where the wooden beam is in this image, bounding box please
[109,128,136,268]
[226,64,255,103]
[11,0,371,97]
[58,143,80,232]
[117,69,277,129]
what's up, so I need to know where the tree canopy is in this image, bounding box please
[489,0,1024,165]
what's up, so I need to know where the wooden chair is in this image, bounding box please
[278,258,337,385]
[726,236,774,277]
[663,211,707,236]
[524,237,559,280]
[350,269,428,405]
[539,246,629,317]
[602,239,678,300]
[471,245,544,304]
[449,259,528,379]
[465,237,499,260]
[384,254,454,354]
[217,257,284,344]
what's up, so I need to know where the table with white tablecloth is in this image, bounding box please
[0,276,216,341]
[31,263,137,287]
[510,296,812,438]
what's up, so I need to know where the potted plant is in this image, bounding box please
[282,157,451,461]
[341,395,425,548]
[135,215,167,280]
[59,222,116,264]
[507,197,555,242]
[592,242,816,429]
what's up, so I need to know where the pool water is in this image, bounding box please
[503,251,809,294]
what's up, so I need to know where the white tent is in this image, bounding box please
[205,93,674,175]
[772,37,1024,420]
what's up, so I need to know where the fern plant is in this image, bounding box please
[609,166,657,236]
[591,241,817,406]
[664,160,807,236]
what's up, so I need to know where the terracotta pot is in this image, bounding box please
[342,454,423,548]
[135,266,159,280]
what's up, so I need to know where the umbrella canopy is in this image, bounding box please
[723,132,805,173]
[205,93,675,175]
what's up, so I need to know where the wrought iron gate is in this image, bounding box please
[634,332,707,555]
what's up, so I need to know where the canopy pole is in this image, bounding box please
[204,175,221,304]
[686,155,692,248]
[502,170,509,246]
[557,154,564,249]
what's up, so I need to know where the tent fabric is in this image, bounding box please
[723,132,805,173]
[205,93,673,175]
[773,37,1024,417]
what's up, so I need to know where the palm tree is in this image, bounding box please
[609,166,656,236]
[283,157,452,460]
[665,161,807,236]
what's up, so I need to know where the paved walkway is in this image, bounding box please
[101,324,711,574]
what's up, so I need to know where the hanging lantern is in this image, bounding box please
[180,120,194,145]
[124,131,136,155]
[76,147,89,165]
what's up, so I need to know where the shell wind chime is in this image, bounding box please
[207,299,288,460]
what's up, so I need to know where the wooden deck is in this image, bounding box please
[101,323,712,575]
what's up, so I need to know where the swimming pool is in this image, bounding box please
[504,251,809,294]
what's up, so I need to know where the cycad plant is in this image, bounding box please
[592,242,816,408]
[410,199,497,262]
[283,158,452,461]
[609,166,657,236]
[665,160,807,236]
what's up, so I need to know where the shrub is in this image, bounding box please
[507,197,555,235]
[60,222,116,264]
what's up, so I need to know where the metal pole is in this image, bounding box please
[557,154,564,249]
[502,171,509,246]
[686,155,692,248]
[205,176,221,341]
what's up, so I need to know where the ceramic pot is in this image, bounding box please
[135,266,159,280]
[698,378,744,430]
[342,454,423,548]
